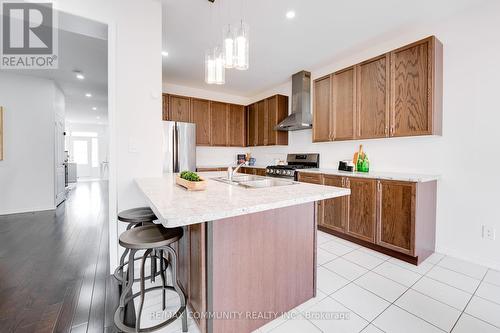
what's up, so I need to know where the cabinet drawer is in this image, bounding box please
[297,172,323,184]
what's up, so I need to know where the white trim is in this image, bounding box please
[435,245,500,271]
[107,22,118,273]
[0,207,56,216]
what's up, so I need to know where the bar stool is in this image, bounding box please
[114,224,188,333]
[114,207,163,289]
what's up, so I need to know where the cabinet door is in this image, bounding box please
[346,177,377,242]
[229,104,246,147]
[332,67,356,140]
[321,175,347,233]
[297,172,322,185]
[377,180,415,255]
[256,100,267,146]
[390,38,432,136]
[357,55,390,139]
[313,75,332,142]
[162,93,169,120]
[266,96,277,146]
[210,102,228,146]
[168,95,191,122]
[247,104,257,146]
[191,98,211,146]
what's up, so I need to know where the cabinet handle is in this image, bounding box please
[377,181,382,192]
[384,127,388,136]
[346,178,350,188]
[341,177,345,187]
[390,126,394,136]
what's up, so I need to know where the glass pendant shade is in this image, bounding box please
[223,24,235,69]
[234,21,249,70]
[205,49,216,84]
[213,46,225,85]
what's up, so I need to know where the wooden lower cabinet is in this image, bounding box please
[376,180,415,255]
[345,177,377,243]
[320,175,347,233]
[239,166,266,176]
[298,171,437,265]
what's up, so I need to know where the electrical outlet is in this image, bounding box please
[482,225,496,240]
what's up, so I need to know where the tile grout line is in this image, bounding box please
[367,258,451,333]
[448,269,499,332]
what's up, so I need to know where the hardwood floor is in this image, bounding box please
[0,181,119,333]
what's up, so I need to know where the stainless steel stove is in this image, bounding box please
[266,154,320,180]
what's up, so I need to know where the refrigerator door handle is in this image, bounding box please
[173,123,179,172]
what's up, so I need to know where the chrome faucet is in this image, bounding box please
[227,162,246,182]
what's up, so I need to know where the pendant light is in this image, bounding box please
[213,46,225,84]
[234,20,249,70]
[223,24,234,69]
[205,49,216,84]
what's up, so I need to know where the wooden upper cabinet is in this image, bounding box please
[247,104,257,146]
[390,36,442,137]
[356,54,390,139]
[162,93,169,120]
[228,104,246,147]
[312,36,442,142]
[332,67,356,140]
[377,180,415,255]
[266,95,288,146]
[345,177,377,243]
[321,175,347,233]
[256,100,267,146]
[210,102,228,146]
[167,95,191,122]
[313,75,332,142]
[191,98,211,146]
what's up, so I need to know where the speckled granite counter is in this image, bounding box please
[299,168,439,183]
[135,171,350,227]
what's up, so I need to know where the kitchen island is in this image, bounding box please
[135,172,350,333]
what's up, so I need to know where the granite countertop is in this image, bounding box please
[135,172,350,228]
[299,168,440,183]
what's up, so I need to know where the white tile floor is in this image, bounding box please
[126,231,500,333]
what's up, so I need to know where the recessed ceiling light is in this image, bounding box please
[286,10,296,19]
[74,71,85,80]
[92,107,97,111]
[96,116,101,120]
[85,93,92,98]
[162,51,169,57]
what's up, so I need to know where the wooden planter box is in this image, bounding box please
[176,176,207,191]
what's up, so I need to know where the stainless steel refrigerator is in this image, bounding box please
[162,121,196,173]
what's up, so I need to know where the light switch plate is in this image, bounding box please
[482,225,496,241]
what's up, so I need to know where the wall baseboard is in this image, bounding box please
[0,206,56,217]
[435,245,500,271]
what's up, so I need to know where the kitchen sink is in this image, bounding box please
[212,176,297,188]
[238,178,297,188]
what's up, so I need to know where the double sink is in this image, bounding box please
[212,175,297,188]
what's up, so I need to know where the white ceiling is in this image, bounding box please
[162,0,486,97]
[1,11,108,124]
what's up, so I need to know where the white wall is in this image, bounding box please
[54,0,163,270]
[168,3,500,269]
[0,73,62,214]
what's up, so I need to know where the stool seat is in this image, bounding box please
[117,207,156,223]
[119,225,183,250]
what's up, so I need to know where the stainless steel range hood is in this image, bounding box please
[275,70,312,131]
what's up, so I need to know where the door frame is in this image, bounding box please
[52,4,118,272]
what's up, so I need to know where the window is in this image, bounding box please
[71,131,97,137]
[91,138,99,168]
[73,140,88,164]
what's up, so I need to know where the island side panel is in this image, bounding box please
[208,202,316,333]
